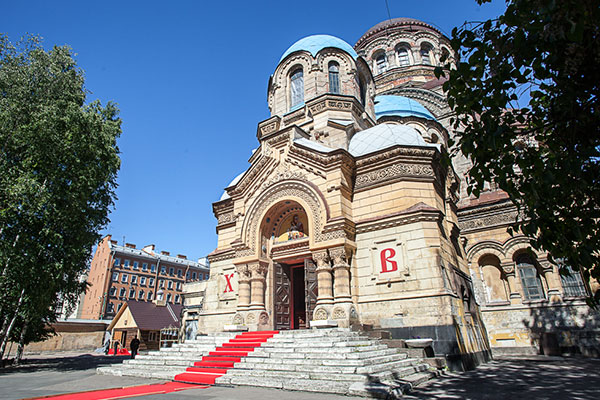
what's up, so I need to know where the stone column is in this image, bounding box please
[501,262,521,304]
[541,262,562,300]
[330,247,352,304]
[313,250,333,306]
[235,264,251,311]
[249,262,268,311]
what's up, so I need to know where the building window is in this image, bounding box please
[129,288,135,298]
[420,44,432,65]
[151,264,156,273]
[169,267,174,276]
[138,290,144,299]
[177,269,182,278]
[166,293,172,303]
[176,282,181,291]
[123,260,130,268]
[114,258,120,266]
[149,278,155,286]
[517,255,545,300]
[147,291,153,300]
[117,303,123,311]
[186,270,190,279]
[119,288,126,297]
[107,302,114,313]
[397,47,410,66]
[112,272,119,282]
[168,281,173,289]
[161,266,166,275]
[375,52,387,73]
[140,277,146,286]
[109,287,117,296]
[121,274,128,283]
[560,265,587,297]
[192,272,197,280]
[159,279,164,288]
[290,67,304,110]
[175,294,180,304]
[133,261,139,270]
[328,62,340,94]
[131,275,137,285]
[142,263,148,272]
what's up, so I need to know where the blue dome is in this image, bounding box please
[280,35,358,63]
[374,95,436,121]
[348,123,437,157]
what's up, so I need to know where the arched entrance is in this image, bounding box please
[259,200,318,330]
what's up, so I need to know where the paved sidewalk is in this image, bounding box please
[0,352,599,399]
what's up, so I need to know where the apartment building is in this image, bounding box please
[80,235,209,320]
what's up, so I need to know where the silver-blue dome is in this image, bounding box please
[374,95,436,120]
[280,34,359,63]
[348,123,437,156]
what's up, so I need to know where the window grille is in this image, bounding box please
[328,62,340,94]
[420,46,432,65]
[290,68,304,109]
[560,265,587,297]
[517,257,544,300]
[397,48,410,66]
[376,53,387,73]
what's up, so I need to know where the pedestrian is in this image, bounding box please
[130,335,140,359]
[113,339,120,356]
[103,331,111,355]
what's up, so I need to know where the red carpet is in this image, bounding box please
[107,348,131,356]
[25,381,202,400]
[173,330,278,385]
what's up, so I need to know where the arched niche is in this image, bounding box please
[478,254,509,303]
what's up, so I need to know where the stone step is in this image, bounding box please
[260,339,378,348]
[249,343,387,353]
[97,366,180,380]
[239,352,409,367]
[246,347,398,360]
[215,375,355,395]
[124,358,194,366]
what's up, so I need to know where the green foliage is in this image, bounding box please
[437,0,600,304]
[0,34,121,351]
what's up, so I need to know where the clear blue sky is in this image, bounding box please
[2,0,505,261]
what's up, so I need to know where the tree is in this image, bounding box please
[436,0,600,304]
[0,34,121,360]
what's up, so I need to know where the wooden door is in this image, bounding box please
[274,263,291,330]
[304,258,318,323]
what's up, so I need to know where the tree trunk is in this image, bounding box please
[14,319,28,365]
[0,288,24,361]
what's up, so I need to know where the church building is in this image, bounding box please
[183,18,599,363]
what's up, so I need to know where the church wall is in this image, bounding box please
[195,259,238,333]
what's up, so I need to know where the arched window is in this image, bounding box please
[290,68,304,110]
[328,62,340,94]
[516,254,545,300]
[375,52,387,73]
[560,265,587,297]
[397,47,410,66]
[420,44,433,65]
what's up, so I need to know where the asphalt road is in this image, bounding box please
[0,352,599,400]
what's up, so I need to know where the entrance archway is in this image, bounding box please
[259,201,318,330]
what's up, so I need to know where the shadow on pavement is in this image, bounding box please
[408,358,600,400]
[0,354,128,375]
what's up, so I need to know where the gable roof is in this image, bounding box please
[108,300,182,331]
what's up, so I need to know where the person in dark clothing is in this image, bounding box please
[130,336,140,359]
[113,340,120,356]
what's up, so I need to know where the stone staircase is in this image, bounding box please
[97,328,438,398]
[97,333,236,379]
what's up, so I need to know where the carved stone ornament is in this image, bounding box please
[313,308,328,321]
[235,265,251,281]
[458,210,518,232]
[258,311,269,325]
[217,212,235,226]
[249,263,268,279]
[246,313,257,324]
[312,250,330,268]
[244,181,326,253]
[329,247,347,266]
[501,263,515,275]
[332,307,347,320]
[355,163,434,190]
[232,313,244,325]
